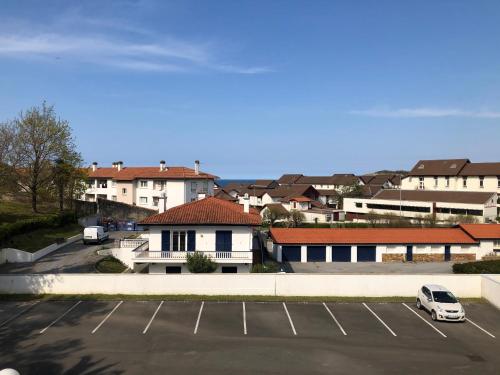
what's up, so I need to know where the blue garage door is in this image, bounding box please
[307,246,326,262]
[332,246,351,262]
[357,246,376,262]
[282,246,301,262]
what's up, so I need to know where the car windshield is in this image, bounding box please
[432,291,457,303]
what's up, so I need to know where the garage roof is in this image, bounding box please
[458,224,500,239]
[269,227,478,245]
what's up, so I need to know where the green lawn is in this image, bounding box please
[1,223,82,252]
[0,200,59,223]
[95,256,127,273]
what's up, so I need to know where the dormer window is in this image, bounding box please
[418,164,425,169]
[450,163,457,169]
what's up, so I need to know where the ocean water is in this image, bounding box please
[216,179,256,187]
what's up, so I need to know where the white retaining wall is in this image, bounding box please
[0,234,83,264]
[0,273,489,298]
[110,247,135,269]
[481,275,500,310]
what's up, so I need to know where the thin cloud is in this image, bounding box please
[349,107,500,119]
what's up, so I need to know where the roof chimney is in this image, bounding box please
[243,193,250,213]
[160,160,166,171]
[117,161,123,171]
[92,162,98,172]
[194,160,200,175]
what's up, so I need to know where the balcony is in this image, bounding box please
[132,250,253,264]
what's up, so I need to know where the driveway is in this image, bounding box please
[0,231,131,274]
[284,261,454,274]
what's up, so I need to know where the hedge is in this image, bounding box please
[452,259,500,274]
[0,212,77,244]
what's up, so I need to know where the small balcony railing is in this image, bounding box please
[132,250,253,262]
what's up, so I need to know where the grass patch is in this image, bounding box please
[0,200,58,223]
[453,259,500,274]
[1,223,82,252]
[0,294,486,303]
[95,256,127,273]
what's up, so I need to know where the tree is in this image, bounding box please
[52,149,85,211]
[262,205,289,226]
[365,210,382,227]
[286,209,305,227]
[336,180,364,209]
[8,102,78,212]
[0,123,16,194]
[186,252,217,273]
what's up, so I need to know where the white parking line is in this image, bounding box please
[402,303,447,338]
[0,301,39,329]
[466,318,496,338]
[282,302,297,335]
[242,302,247,335]
[363,302,397,337]
[143,301,164,334]
[39,301,82,334]
[323,303,347,336]
[193,301,204,335]
[92,300,123,334]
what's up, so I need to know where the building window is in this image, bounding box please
[139,180,148,188]
[111,180,116,187]
[419,177,424,189]
[497,177,500,188]
[139,196,148,205]
[463,177,467,188]
[86,180,94,188]
[172,231,186,251]
[122,188,127,195]
[111,195,117,201]
[445,176,449,188]
[355,202,362,208]
[154,180,166,190]
[98,180,107,188]
[153,197,159,207]
[479,176,484,188]
[191,181,198,193]
[434,177,438,187]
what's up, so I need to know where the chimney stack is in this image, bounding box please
[117,161,123,171]
[92,162,98,172]
[194,160,200,175]
[160,160,166,171]
[243,193,250,213]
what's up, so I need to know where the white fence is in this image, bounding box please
[0,274,495,300]
[0,234,83,264]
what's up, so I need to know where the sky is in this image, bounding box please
[0,0,499,178]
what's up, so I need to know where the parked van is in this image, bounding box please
[83,226,109,245]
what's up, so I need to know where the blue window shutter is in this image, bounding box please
[187,230,196,251]
[161,230,170,251]
[216,231,232,251]
[226,231,232,251]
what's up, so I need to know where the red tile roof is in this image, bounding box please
[140,197,261,226]
[87,166,216,181]
[289,196,312,202]
[458,224,500,239]
[270,227,477,245]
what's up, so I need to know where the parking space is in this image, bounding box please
[0,299,498,374]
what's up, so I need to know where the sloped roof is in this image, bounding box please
[263,203,289,216]
[295,176,337,185]
[270,227,477,245]
[214,189,238,202]
[459,224,500,239]
[373,189,495,204]
[459,163,500,176]
[140,197,261,226]
[88,166,216,181]
[331,174,360,185]
[277,174,303,184]
[408,159,469,176]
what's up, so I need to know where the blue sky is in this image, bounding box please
[1,0,499,178]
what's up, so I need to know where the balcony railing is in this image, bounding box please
[119,239,148,249]
[133,250,253,262]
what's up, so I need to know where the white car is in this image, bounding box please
[83,226,109,245]
[416,284,465,322]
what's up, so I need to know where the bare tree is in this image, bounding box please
[337,180,364,209]
[286,209,305,227]
[0,123,16,194]
[262,205,289,226]
[8,102,78,212]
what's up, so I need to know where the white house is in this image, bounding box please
[270,225,500,263]
[343,189,498,223]
[134,196,261,273]
[82,160,216,210]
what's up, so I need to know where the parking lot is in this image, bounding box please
[0,300,498,374]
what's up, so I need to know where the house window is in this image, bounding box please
[111,180,116,187]
[463,177,467,188]
[154,180,166,190]
[98,180,107,188]
[87,180,94,188]
[139,196,148,204]
[479,176,484,188]
[111,195,117,201]
[434,177,438,187]
[172,231,187,251]
[355,202,362,208]
[139,180,148,188]
[153,197,159,207]
[419,177,424,189]
[497,177,500,188]
[122,188,127,195]
[445,176,449,188]
[191,181,198,193]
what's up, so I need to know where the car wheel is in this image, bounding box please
[431,310,437,321]
[416,299,422,310]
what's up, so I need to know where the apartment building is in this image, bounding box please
[401,159,500,214]
[83,160,216,211]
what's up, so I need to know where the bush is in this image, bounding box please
[186,252,217,273]
[452,259,500,274]
[0,211,76,244]
[96,256,127,273]
[251,262,280,273]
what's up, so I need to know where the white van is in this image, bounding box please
[83,226,109,245]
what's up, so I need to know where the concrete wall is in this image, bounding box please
[481,275,500,310]
[97,198,157,221]
[148,263,251,274]
[0,273,487,298]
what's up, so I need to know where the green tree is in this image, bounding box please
[52,149,85,212]
[186,252,217,273]
[0,123,16,195]
[7,102,78,212]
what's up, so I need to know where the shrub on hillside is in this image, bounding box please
[452,259,500,274]
[186,252,217,273]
